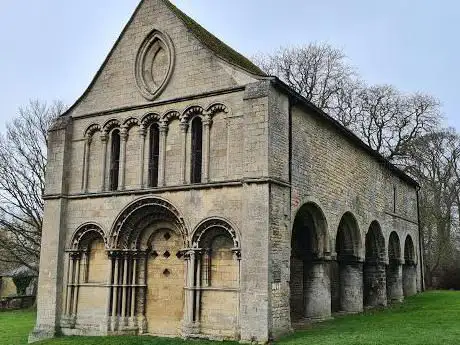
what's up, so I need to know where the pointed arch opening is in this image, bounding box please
[290,202,330,322]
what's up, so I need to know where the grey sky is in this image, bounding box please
[0,0,458,131]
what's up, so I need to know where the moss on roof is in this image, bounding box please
[163,0,266,77]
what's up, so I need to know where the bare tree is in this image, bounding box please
[0,100,65,272]
[355,85,441,161]
[404,129,460,286]
[253,43,356,113]
[253,44,441,161]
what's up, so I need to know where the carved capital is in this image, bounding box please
[138,125,146,137]
[100,133,108,142]
[202,115,212,127]
[179,122,189,133]
[84,135,92,145]
[232,248,241,261]
[120,126,128,141]
[159,122,169,134]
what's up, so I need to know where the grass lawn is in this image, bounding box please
[1,291,459,345]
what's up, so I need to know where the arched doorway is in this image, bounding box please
[387,231,403,303]
[364,221,387,307]
[403,235,417,297]
[290,203,330,321]
[143,226,185,335]
[334,212,363,313]
[109,197,187,336]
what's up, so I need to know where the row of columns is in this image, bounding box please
[63,246,241,335]
[296,257,417,321]
[182,247,241,333]
[107,251,145,332]
[81,117,213,193]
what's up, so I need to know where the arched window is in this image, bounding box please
[190,117,203,184]
[109,129,121,191]
[148,123,160,187]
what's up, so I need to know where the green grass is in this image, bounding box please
[1,291,459,345]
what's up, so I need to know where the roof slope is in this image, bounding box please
[163,0,266,76]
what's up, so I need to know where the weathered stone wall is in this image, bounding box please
[290,103,421,288]
[68,0,256,118]
[30,117,73,343]
[67,91,247,195]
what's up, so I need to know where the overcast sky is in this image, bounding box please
[0,0,458,131]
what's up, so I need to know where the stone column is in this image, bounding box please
[65,255,74,316]
[363,259,387,307]
[129,257,138,327]
[138,126,146,189]
[121,255,129,326]
[180,122,189,185]
[194,252,201,323]
[403,261,417,297]
[81,252,89,283]
[158,122,168,187]
[111,255,120,330]
[387,259,404,303]
[100,133,108,192]
[304,260,331,320]
[118,126,128,191]
[71,254,81,317]
[105,253,114,331]
[137,253,147,334]
[202,115,212,183]
[339,259,363,313]
[184,250,196,326]
[82,135,91,193]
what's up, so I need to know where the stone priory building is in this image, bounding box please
[30,0,423,343]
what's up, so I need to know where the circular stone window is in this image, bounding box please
[135,30,175,100]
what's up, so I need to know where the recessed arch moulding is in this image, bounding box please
[135,30,175,101]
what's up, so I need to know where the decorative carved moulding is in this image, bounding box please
[135,30,175,100]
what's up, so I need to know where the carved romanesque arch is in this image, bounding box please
[206,102,228,116]
[102,118,121,134]
[84,123,102,139]
[191,217,240,249]
[69,223,107,251]
[190,217,241,336]
[181,105,204,123]
[141,112,161,128]
[109,196,187,249]
[161,110,181,124]
[123,117,139,131]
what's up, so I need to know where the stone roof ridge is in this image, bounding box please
[162,0,266,77]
